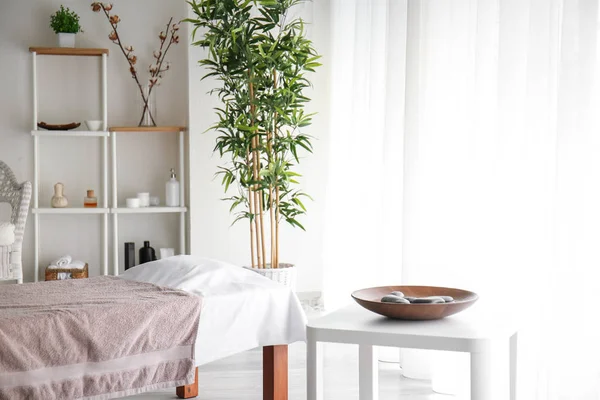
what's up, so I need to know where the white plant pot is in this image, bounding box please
[245,263,297,291]
[57,33,76,48]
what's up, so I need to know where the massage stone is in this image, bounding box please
[411,297,445,304]
[381,295,411,304]
[381,292,456,304]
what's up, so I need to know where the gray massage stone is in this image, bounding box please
[404,296,417,303]
[381,295,410,304]
[390,291,405,297]
[411,297,445,304]
[440,296,454,303]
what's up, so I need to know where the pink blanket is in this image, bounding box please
[0,276,202,399]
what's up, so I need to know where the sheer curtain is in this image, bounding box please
[402,0,600,398]
[322,0,407,310]
[323,0,600,398]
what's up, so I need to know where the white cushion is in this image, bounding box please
[0,222,15,246]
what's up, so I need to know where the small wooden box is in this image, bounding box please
[45,264,89,281]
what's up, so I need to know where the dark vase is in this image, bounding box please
[139,241,157,265]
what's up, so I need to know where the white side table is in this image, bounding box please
[307,303,518,400]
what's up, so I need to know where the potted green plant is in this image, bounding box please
[50,5,82,48]
[187,0,321,288]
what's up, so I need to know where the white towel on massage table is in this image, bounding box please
[120,255,307,366]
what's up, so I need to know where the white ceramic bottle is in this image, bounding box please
[166,168,180,207]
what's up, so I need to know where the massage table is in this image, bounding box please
[120,256,307,400]
[0,256,306,399]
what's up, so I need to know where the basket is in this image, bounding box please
[45,264,89,281]
[245,263,297,291]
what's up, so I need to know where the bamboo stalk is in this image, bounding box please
[267,128,274,268]
[251,131,263,267]
[258,175,267,268]
[247,153,256,268]
[254,185,263,268]
[272,69,279,268]
[270,186,275,268]
[251,134,262,268]
[252,137,263,268]
[275,186,280,269]
[249,77,263,268]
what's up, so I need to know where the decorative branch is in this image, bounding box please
[91,2,179,126]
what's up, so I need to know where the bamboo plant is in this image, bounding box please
[187,0,320,269]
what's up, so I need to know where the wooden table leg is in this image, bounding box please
[264,345,288,400]
[176,367,199,399]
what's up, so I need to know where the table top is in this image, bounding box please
[308,303,519,350]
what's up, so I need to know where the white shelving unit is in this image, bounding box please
[30,47,187,281]
[112,207,186,214]
[30,47,109,282]
[31,130,110,137]
[32,208,110,215]
[109,126,187,276]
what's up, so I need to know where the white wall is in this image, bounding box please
[0,0,188,281]
[0,0,330,291]
[186,1,331,292]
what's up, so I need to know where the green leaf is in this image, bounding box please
[292,197,307,211]
[286,217,306,230]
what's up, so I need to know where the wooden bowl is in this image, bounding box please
[351,285,478,320]
[37,122,81,131]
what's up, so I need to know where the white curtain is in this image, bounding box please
[323,0,600,398]
[403,0,600,398]
[322,0,407,309]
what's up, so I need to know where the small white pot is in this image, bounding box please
[57,33,76,48]
[245,263,297,291]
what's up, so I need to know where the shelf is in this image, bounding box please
[33,207,110,215]
[109,126,186,133]
[31,130,109,137]
[29,47,109,56]
[32,206,186,215]
[112,207,187,214]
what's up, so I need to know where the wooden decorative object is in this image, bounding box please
[352,286,478,320]
[176,367,199,399]
[37,122,81,131]
[263,345,288,400]
[45,264,89,281]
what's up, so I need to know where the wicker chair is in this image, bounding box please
[0,161,32,283]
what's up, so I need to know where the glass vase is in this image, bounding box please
[138,85,157,127]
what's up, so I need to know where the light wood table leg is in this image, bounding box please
[264,345,288,400]
[176,367,198,399]
[471,351,492,400]
[359,345,378,400]
[510,333,518,400]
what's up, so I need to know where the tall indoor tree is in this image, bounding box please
[187,0,320,271]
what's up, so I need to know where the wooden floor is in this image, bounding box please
[125,342,456,400]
